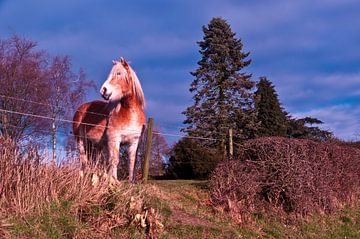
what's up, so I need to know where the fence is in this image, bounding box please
[0,94,236,183]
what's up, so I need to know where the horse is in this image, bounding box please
[72,57,146,182]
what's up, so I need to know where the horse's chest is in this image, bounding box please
[108,113,143,143]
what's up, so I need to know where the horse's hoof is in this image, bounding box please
[109,176,119,186]
[91,173,100,186]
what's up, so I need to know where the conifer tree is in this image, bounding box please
[255,77,288,137]
[182,17,258,152]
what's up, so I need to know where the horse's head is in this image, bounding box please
[100,57,145,108]
[100,58,134,102]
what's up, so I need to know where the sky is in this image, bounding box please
[0,0,359,142]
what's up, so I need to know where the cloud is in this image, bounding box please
[272,72,360,111]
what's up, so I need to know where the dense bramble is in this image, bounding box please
[210,137,360,224]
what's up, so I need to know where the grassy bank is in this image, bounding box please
[2,180,360,238]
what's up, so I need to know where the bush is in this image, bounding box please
[210,137,360,223]
[166,138,220,179]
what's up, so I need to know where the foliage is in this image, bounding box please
[182,17,259,153]
[287,116,333,141]
[210,137,360,224]
[254,76,332,141]
[166,138,220,179]
[255,77,288,137]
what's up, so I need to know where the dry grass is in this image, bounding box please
[0,138,163,238]
[0,138,106,216]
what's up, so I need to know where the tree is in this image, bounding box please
[0,35,93,158]
[0,36,49,143]
[149,127,170,177]
[166,138,219,179]
[182,17,258,155]
[287,116,333,141]
[46,57,94,162]
[255,77,288,137]
[137,125,170,177]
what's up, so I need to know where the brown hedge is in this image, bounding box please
[209,137,360,223]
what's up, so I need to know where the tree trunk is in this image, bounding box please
[228,128,233,160]
[51,115,56,164]
[1,111,7,136]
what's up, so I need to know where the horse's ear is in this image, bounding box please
[112,60,117,65]
[120,58,130,68]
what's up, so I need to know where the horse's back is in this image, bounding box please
[73,100,110,143]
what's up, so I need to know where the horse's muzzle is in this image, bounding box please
[100,87,111,100]
[102,93,111,100]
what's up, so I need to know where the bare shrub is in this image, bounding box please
[210,137,360,224]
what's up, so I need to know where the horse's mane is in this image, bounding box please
[128,65,145,109]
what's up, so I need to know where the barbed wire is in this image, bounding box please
[0,94,110,118]
[1,123,70,138]
[0,108,143,133]
[0,107,221,141]
[0,94,245,125]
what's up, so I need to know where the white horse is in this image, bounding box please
[73,57,146,181]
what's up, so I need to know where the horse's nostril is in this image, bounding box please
[101,87,111,100]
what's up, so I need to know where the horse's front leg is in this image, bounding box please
[107,135,121,181]
[128,138,140,182]
[77,138,88,178]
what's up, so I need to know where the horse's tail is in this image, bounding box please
[73,104,86,141]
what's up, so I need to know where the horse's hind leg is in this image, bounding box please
[77,138,88,178]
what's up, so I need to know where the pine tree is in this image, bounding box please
[287,116,333,141]
[182,17,258,152]
[255,77,288,137]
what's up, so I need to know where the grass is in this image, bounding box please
[3,163,360,239]
[147,180,360,239]
[11,200,81,239]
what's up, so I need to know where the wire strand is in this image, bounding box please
[0,108,221,141]
[0,94,110,118]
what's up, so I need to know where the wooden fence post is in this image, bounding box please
[143,117,154,184]
[221,139,227,161]
[228,128,233,160]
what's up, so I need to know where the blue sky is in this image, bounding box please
[1,0,359,142]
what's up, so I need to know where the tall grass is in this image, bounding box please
[0,138,105,216]
[0,138,149,238]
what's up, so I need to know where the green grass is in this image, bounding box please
[12,200,83,239]
[296,206,360,239]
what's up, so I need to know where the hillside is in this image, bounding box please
[3,179,360,238]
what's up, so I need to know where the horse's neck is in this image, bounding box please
[110,94,142,114]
